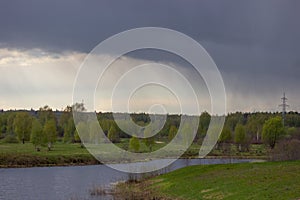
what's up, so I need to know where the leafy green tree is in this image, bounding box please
[72,102,86,112]
[285,112,300,127]
[219,127,232,143]
[74,129,80,143]
[198,112,211,138]
[13,112,32,144]
[168,125,178,141]
[74,121,88,147]
[182,122,194,147]
[143,127,155,151]
[1,112,18,142]
[234,124,247,151]
[89,120,101,144]
[99,119,110,135]
[43,119,57,150]
[245,114,268,142]
[38,105,56,125]
[30,119,45,151]
[262,116,285,149]
[225,112,244,131]
[108,124,120,143]
[63,117,75,143]
[129,136,140,152]
[6,113,16,135]
[0,114,5,136]
[286,127,297,137]
[218,126,232,153]
[72,102,86,120]
[58,105,72,137]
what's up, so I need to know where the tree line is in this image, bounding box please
[0,104,300,152]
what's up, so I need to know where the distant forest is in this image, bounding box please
[1,103,300,153]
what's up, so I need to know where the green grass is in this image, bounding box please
[0,142,89,155]
[133,161,300,200]
[118,138,267,159]
[0,142,98,167]
[116,138,167,152]
[0,140,267,167]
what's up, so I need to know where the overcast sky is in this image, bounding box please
[0,0,299,113]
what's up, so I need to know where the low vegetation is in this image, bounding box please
[0,142,98,167]
[114,161,300,200]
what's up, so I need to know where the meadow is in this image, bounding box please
[0,139,267,167]
[115,160,300,200]
[0,142,97,167]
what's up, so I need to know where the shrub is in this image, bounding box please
[129,136,140,153]
[271,139,300,161]
[1,135,19,143]
[290,127,300,140]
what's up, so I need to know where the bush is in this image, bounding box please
[271,139,300,161]
[290,127,300,140]
[1,135,19,143]
[129,136,140,153]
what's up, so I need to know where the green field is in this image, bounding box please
[116,161,300,200]
[0,142,98,167]
[0,140,267,167]
[112,138,267,159]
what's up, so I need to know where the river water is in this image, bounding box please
[0,158,256,200]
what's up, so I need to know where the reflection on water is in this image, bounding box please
[0,158,256,200]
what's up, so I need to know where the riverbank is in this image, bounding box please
[0,154,100,168]
[0,143,100,168]
[0,142,267,168]
[114,160,300,200]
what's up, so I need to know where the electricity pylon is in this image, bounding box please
[279,92,289,126]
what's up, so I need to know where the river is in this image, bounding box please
[0,158,257,200]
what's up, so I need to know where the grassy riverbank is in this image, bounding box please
[0,141,267,167]
[115,161,300,200]
[0,143,99,167]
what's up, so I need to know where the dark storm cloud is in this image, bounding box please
[1,0,299,52]
[0,0,300,111]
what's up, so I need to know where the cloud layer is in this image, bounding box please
[0,0,299,112]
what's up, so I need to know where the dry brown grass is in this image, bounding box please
[112,179,177,200]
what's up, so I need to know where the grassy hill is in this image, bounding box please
[116,161,300,200]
